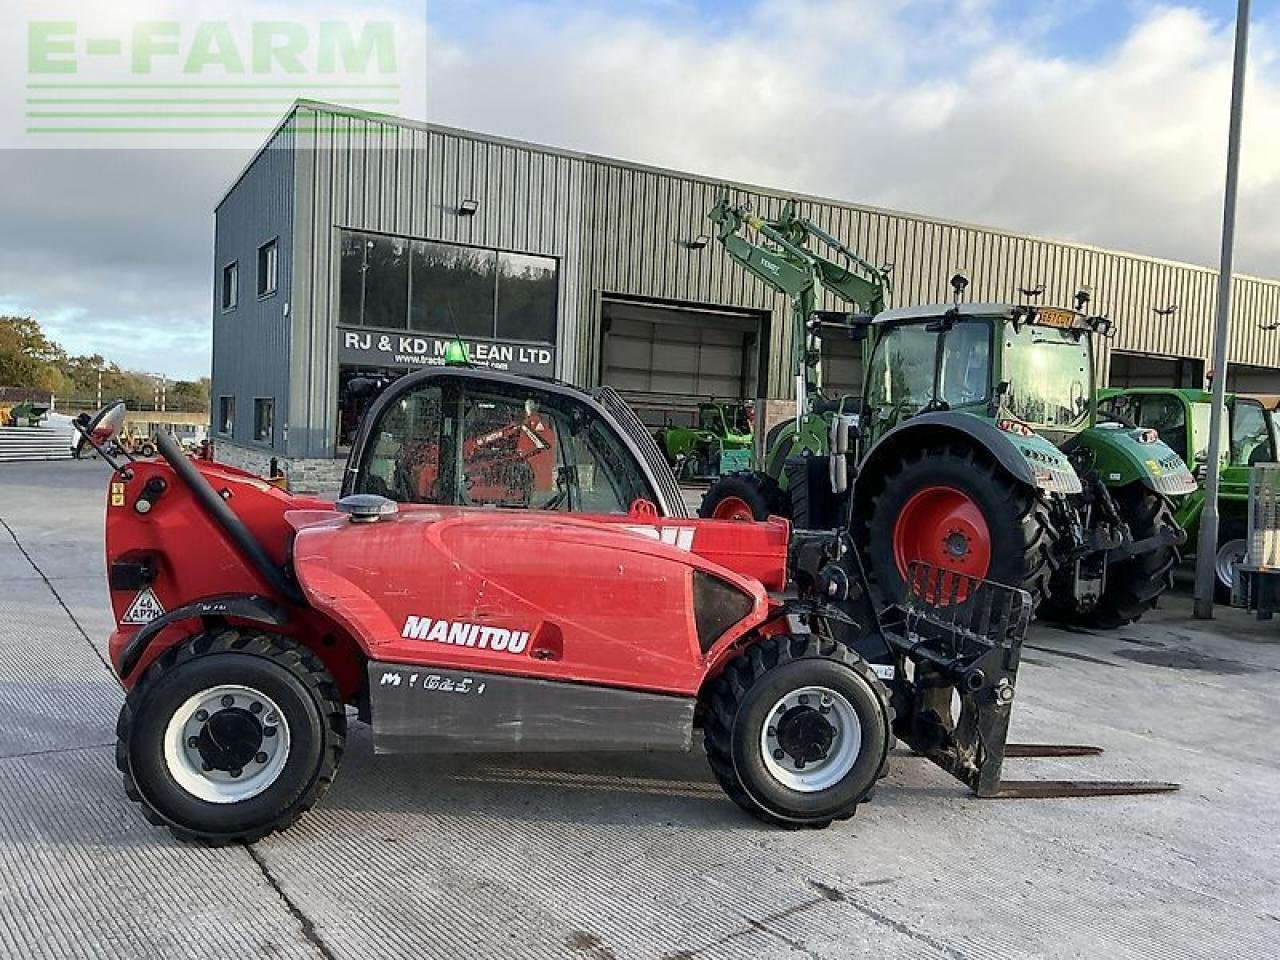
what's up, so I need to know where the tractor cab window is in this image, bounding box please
[938,320,991,407]
[1231,400,1273,466]
[1002,324,1092,429]
[1137,394,1189,462]
[866,325,939,419]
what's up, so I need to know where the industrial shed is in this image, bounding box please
[211,100,1280,485]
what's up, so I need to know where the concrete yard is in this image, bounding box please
[0,459,1276,960]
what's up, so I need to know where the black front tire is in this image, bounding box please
[699,471,788,521]
[1067,486,1179,629]
[116,629,346,845]
[701,635,891,828]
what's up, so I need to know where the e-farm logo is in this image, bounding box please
[14,10,419,147]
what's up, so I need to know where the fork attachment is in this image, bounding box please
[884,564,1178,800]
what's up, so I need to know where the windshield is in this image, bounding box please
[1002,324,1092,428]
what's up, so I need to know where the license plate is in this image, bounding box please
[1035,307,1077,329]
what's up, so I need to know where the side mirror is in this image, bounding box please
[73,401,127,460]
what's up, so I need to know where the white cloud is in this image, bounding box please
[426,1,1280,277]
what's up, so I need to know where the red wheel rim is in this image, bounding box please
[712,495,757,521]
[892,486,992,581]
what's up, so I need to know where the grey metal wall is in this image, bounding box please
[286,104,586,458]
[211,117,296,452]
[218,101,1280,459]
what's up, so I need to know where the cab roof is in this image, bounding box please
[873,303,1016,324]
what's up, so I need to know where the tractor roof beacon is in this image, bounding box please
[76,376,1174,844]
[698,193,1197,629]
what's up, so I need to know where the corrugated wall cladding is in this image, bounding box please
[219,103,1280,458]
[211,117,295,451]
[287,106,585,458]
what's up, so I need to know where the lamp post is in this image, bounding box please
[1194,0,1251,618]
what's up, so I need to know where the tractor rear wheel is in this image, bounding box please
[116,629,345,845]
[699,471,788,522]
[701,635,891,828]
[864,448,1054,611]
[1069,487,1178,630]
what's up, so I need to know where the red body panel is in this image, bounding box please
[291,508,780,696]
[103,459,790,701]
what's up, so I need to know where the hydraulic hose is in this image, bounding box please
[153,429,307,606]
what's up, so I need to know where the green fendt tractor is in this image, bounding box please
[653,401,754,481]
[1098,387,1279,598]
[700,195,1196,626]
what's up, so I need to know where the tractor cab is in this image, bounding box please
[860,302,1101,452]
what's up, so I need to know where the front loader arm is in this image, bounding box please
[708,193,891,416]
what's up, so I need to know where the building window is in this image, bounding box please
[217,396,235,436]
[338,229,557,344]
[253,398,274,443]
[257,239,278,298]
[221,262,238,311]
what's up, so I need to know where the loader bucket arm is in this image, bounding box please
[886,564,1178,800]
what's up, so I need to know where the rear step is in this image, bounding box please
[886,563,1179,801]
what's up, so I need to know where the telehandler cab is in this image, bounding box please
[77,371,1174,845]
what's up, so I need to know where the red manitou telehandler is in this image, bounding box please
[75,367,1175,844]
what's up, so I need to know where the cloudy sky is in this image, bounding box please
[1,0,1277,380]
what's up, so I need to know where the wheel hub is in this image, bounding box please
[163,684,291,803]
[891,485,993,582]
[760,686,862,793]
[943,528,970,559]
[775,705,835,764]
[196,708,264,773]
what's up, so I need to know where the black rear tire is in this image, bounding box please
[1066,486,1179,629]
[116,629,346,845]
[699,471,788,521]
[862,447,1055,611]
[701,635,891,828]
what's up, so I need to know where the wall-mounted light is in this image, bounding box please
[1018,283,1045,298]
[1260,321,1280,331]
[1154,303,1178,317]
[684,234,710,250]
[457,199,479,216]
[1074,285,1093,311]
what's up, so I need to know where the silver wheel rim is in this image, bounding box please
[759,685,861,793]
[1215,539,1247,589]
[163,684,291,804]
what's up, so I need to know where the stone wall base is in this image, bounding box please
[213,442,345,497]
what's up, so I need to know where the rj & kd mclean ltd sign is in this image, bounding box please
[337,327,556,377]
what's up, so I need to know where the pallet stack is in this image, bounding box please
[0,425,73,463]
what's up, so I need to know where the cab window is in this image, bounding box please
[1231,400,1273,466]
[352,384,444,502]
[352,376,655,514]
[1139,395,1188,463]
[867,325,939,417]
[938,321,990,407]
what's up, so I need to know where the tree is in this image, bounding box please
[0,316,67,392]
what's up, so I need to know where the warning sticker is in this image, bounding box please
[122,587,165,625]
[110,482,125,508]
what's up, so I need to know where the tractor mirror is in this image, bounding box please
[73,400,126,460]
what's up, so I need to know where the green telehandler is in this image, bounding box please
[700,194,1196,627]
